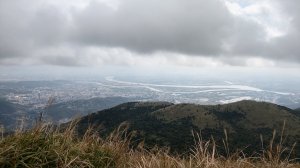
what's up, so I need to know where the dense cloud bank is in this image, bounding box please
[0,0,299,66]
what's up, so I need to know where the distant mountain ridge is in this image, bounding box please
[0,97,134,130]
[0,99,31,130]
[44,97,134,122]
[75,100,300,156]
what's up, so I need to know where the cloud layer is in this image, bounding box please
[0,0,299,67]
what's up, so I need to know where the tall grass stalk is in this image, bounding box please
[0,122,299,168]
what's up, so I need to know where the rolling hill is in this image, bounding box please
[75,100,300,155]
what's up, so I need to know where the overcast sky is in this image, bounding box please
[0,0,300,70]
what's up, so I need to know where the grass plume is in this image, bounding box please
[0,122,299,168]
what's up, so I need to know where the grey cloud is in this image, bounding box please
[0,0,69,60]
[71,0,271,63]
[72,0,234,56]
[29,5,69,46]
[0,0,299,66]
[40,55,81,66]
[267,0,300,62]
[0,0,34,59]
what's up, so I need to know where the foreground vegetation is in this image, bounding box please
[0,122,299,168]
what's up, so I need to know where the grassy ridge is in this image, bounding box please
[0,122,299,168]
[75,101,300,156]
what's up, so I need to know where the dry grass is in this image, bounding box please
[0,122,299,168]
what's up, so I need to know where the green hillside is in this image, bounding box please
[75,100,300,156]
